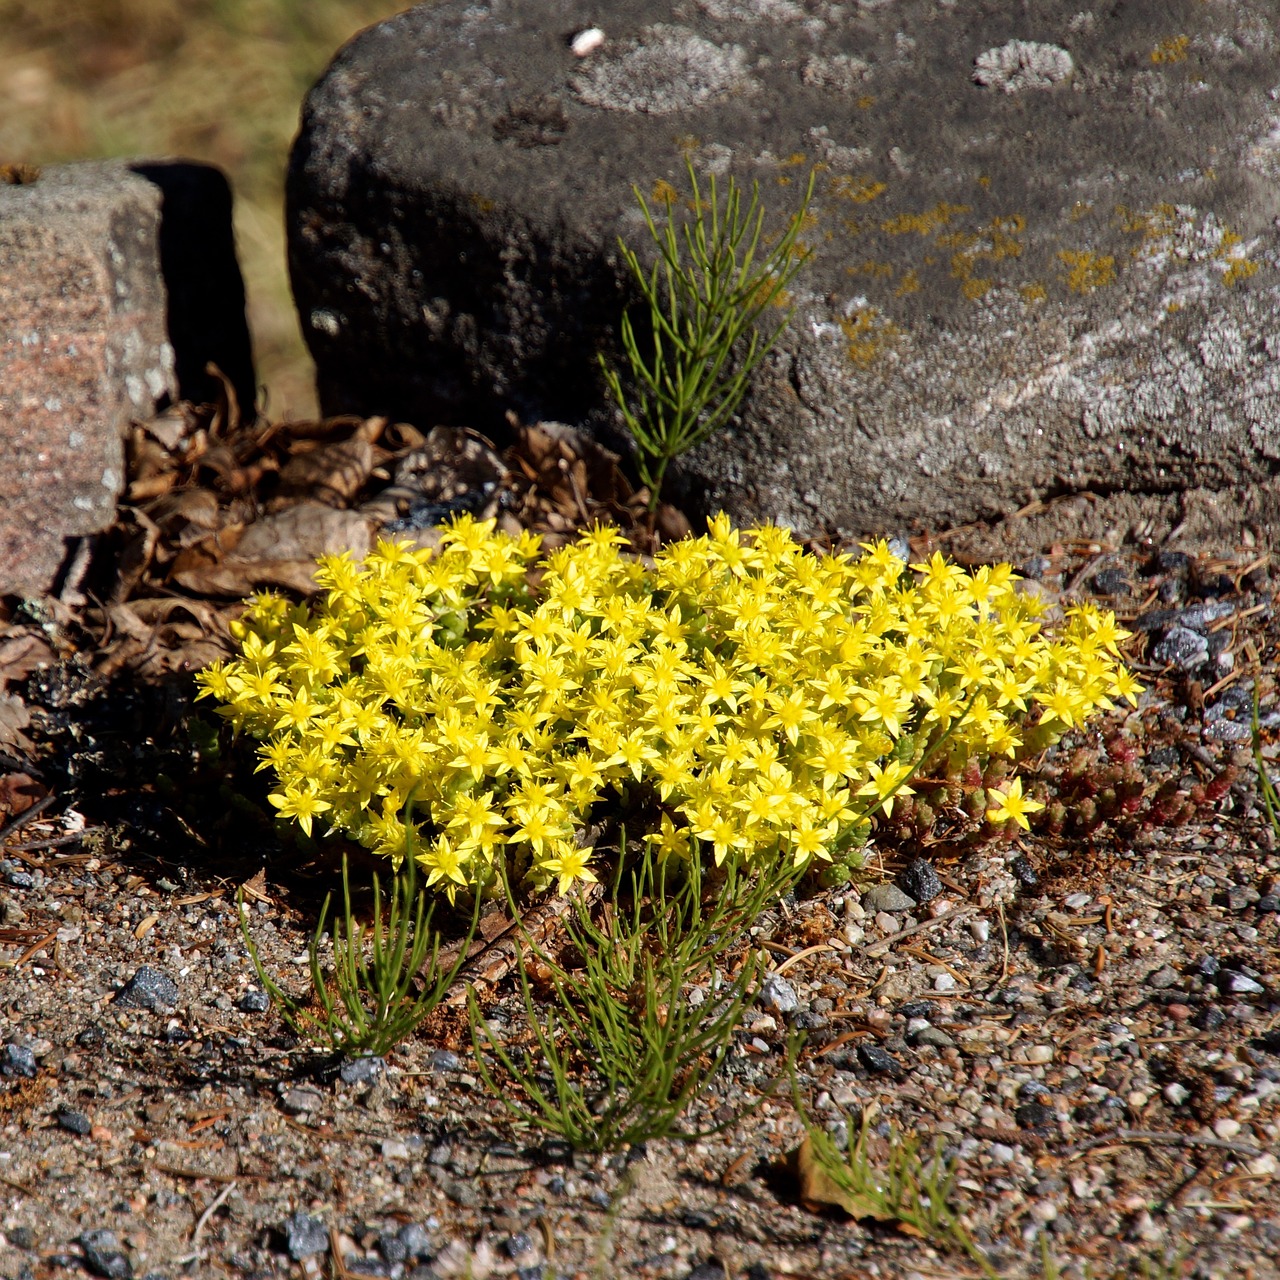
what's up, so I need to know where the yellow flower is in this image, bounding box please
[985,777,1044,830]
[855,759,915,818]
[203,509,1139,895]
[267,784,331,838]
[542,843,599,895]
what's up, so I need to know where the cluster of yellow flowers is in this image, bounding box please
[197,514,1140,896]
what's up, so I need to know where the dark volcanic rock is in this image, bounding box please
[113,965,180,1012]
[288,0,1280,543]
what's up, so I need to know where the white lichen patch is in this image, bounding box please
[1245,111,1280,178]
[696,0,804,21]
[972,40,1074,93]
[1124,204,1260,286]
[571,24,749,113]
[801,53,871,94]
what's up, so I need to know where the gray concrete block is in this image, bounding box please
[0,160,253,596]
[287,0,1280,545]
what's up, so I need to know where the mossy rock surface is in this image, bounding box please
[288,0,1280,546]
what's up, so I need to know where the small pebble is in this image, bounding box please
[989,1143,1016,1163]
[874,911,900,934]
[897,858,942,904]
[1196,1006,1227,1031]
[379,1232,409,1265]
[1092,567,1130,597]
[1151,626,1209,671]
[912,1025,956,1049]
[862,884,917,914]
[381,1138,411,1160]
[1148,966,1179,989]
[429,1049,463,1073]
[758,973,799,1015]
[934,972,958,993]
[1219,972,1265,996]
[570,27,605,56]
[1025,1045,1054,1064]
[284,1212,330,1260]
[856,1043,904,1077]
[1164,1082,1191,1106]
[968,918,990,944]
[1166,1003,1193,1023]
[1213,1117,1243,1141]
[238,988,271,1013]
[1015,1101,1054,1128]
[2,1044,37,1078]
[398,1223,432,1259]
[114,966,180,1012]
[80,1229,132,1279]
[281,1087,323,1116]
[56,1107,92,1135]
[1011,856,1039,889]
[340,1055,386,1085]
[505,1232,535,1260]
[4,871,35,890]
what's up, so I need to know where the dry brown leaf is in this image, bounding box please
[0,635,57,691]
[0,695,34,755]
[170,504,371,597]
[275,437,375,507]
[239,869,271,904]
[0,771,43,817]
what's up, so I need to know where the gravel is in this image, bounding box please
[0,535,1278,1279]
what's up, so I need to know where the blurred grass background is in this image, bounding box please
[0,0,408,418]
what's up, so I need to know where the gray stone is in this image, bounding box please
[397,1223,433,1259]
[861,884,917,914]
[288,0,1280,547]
[238,988,271,1014]
[1151,625,1211,671]
[113,965,180,1012]
[280,1087,324,1116]
[339,1054,386,1085]
[757,973,799,1014]
[283,1212,330,1261]
[79,1229,132,1279]
[1,1044,36,1078]
[56,1107,92,1135]
[856,1042,904,1077]
[910,1025,956,1049]
[1205,718,1253,744]
[0,161,253,596]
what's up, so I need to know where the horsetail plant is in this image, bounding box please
[240,844,480,1058]
[600,159,815,510]
[469,831,802,1152]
